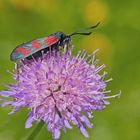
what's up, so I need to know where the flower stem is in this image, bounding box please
[27,121,44,140]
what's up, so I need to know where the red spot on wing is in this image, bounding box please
[16,47,29,55]
[44,36,58,46]
[32,40,41,49]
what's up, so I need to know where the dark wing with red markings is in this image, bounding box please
[10,35,59,61]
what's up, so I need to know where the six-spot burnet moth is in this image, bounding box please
[10,22,100,62]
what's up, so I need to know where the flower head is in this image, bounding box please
[0,48,115,139]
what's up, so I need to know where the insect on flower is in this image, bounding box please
[10,22,100,62]
[0,22,121,139]
[0,48,120,139]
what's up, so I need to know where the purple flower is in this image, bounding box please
[0,48,117,139]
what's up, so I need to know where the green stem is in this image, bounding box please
[27,121,44,140]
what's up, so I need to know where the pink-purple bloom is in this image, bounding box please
[0,48,115,139]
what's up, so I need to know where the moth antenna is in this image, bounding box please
[85,22,100,30]
[69,22,100,37]
[69,32,92,36]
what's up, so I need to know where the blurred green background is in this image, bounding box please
[0,0,140,140]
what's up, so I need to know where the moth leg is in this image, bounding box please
[63,41,72,53]
[15,61,23,82]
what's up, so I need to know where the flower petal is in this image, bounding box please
[0,90,13,97]
[53,128,61,139]
[80,126,89,138]
[25,113,34,128]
